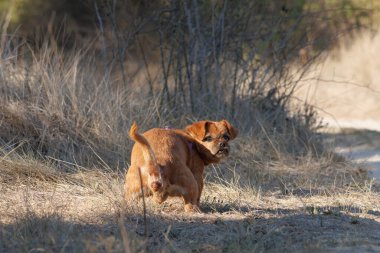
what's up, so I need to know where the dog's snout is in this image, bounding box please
[219,142,226,148]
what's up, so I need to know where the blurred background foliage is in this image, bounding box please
[0,0,378,54]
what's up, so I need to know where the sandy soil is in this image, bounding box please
[324,129,380,184]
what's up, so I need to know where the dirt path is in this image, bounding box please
[323,129,380,183]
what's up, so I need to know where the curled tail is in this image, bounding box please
[129,122,162,192]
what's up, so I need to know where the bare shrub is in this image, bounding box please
[0,1,376,178]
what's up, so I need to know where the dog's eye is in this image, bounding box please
[223,134,230,141]
[203,136,213,142]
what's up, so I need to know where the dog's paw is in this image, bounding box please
[152,192,168,204]
[184,204,202,213]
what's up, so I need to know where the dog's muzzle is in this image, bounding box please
[216,143,229,157]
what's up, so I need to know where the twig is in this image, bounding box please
[94,0,107,58]
[137,167,147,237]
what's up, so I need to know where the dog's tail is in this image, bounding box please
[129,122,162,192]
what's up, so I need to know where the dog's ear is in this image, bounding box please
[221,120,238,139]
[185,121,210,140]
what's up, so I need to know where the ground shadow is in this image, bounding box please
[2,205,380,253]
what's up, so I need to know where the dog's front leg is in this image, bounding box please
[182,182,201,213]
[193,172,204,206]
[173,163,201,212]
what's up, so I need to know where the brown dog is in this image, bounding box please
[124,120,238,212]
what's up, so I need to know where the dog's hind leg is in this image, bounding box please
[124,166,151,201]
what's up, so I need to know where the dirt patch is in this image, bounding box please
[323,129,380,183]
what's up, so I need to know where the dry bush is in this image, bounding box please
[0,1,329,169]
[0,0,374,191]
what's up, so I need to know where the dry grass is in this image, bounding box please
[0,7,379,252]
[0,51,379,252]
[1,141,380,252]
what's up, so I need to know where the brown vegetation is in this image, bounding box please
[0,1,380,252]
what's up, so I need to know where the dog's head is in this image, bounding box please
[185,120,238,160]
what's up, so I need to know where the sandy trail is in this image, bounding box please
[292,30,380,184]
[324,129,380,183]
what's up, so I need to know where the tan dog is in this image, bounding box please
[124,120,238,212]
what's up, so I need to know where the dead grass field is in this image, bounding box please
[1,8,380,252]
[1,141,380,253]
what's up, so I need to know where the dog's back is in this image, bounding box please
[141,128,190,166]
